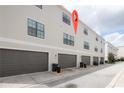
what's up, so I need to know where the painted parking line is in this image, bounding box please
[106,68,124,88]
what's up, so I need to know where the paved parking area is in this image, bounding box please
[0,63,114,88]
[44,64,113,87]
[113,69,124,88]
[0,71,55,88]
[54,62,124,88]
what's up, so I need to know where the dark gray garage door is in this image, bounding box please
[81,56,90,65]
[58,54,76,69]
[100,57,104,64]
[0,49,48,77]
[100,57,104,62]
[93,57,99,64]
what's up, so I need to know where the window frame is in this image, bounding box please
[63,33,74,46]
[62,12,71,25]
[94,47,98,52]
[101,48,103,53]
[27,18,45,39]
[84,41,90,50]
[96,37,98,41]
[84,28,88,35]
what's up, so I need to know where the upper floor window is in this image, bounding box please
[96,37,98,41]
[94,47,98,52]
[101,48,103,53]
[63,33,74,46]
[36,5,42,10]
[84,41,90,50]
[63,12,71,25]
[28,18,45,39]
[84,28,88,35]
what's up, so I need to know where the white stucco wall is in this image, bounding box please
[105,42,118,60]
[0,5,105,71]
[117,46,124,59]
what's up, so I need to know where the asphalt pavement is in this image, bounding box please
[52,62,124,88]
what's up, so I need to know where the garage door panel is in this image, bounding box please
[3,67,46,77]
[25,53,48,64]
[100,57,104,61]
[2,50,48,65]
[2,64,48,77]
[93,57,99,63]
[3,70,30,77]
[3,64,44,73]
[0,49,48,77]
[3,71,21,77]
[3,64,24,70]
[81,56,90,65]
[25,64,48,71]
[58,54,76,69]
[0,50,2,77]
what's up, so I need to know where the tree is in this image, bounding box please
[108,53,115,63]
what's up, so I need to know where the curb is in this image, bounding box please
[106,68,124,88]
[23,84,49,88]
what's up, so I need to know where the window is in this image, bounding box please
[28,18,45,39]
[84,41,90,50]
[101,48,103,53]
[84,28,88,35]
[96,37,98,41]
[36,5,42,10]
[94,47,98,52]
[63,12,71,25]
[63,33,74,46]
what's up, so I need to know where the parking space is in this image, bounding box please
[0,63,113,88]
[0,71,64,88]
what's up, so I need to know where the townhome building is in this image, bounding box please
[0,5,105,77]
[117,46,124,59]
[105,41,118,61]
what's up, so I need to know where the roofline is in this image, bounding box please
[57,5,105,41]
[106,41,118,49]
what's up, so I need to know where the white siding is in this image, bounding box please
[0,5,105,70]
[105,42,118,60]
[117,46,124,59]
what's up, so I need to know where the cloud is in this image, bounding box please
[104,32,121,42]
[104,32,124,46]
[64,5,124,46]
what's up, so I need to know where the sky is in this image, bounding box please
[64,5,124,47]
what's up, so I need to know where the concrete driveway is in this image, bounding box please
[54,62,124,88]
[0,71,56,88]
[0,63,113,88]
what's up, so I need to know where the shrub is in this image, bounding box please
[108,53,115,64]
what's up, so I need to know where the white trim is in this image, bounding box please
[0,37,93,55]
[106,68,124,88]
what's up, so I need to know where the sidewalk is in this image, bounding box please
[0,64,112,88]
[53,62,124,88]
[107,67,124,88]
